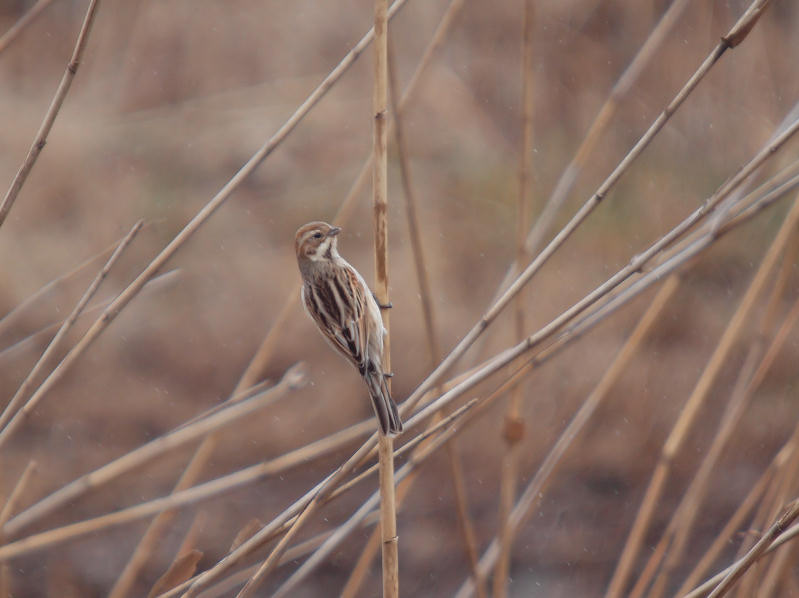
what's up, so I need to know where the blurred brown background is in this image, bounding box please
[1,0,799,596]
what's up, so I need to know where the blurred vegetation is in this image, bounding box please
[0,0,798,596]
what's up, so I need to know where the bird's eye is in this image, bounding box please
[312,232,323,239]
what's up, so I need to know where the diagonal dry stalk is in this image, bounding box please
[1,364,306,540]
[110,3,465,592]
[0,398,472,567]
[449,155,799,597]
[604,185,799,598]
[454,273,680,597]
[0,459,36,598]
[0,220,143,436]
[0,236,123,339]
[490,0,693,302]
[270,400,479,598]
[493,1,535,595]
[6,353,482,545]
[0,0,101,228]
[705,499,799,598]
[674,428,794,596]
[630,213,799,598]
[0,0,58,56]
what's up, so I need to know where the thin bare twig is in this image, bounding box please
[2,364,307,539]
[0,0,58,56]
[706,499,799,598]
[0,0,101,228]
[0,220,144,437]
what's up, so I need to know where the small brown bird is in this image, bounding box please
[295,221,403,436]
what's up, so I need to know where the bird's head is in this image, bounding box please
[295,221,342,263]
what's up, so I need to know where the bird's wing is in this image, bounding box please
[304,266,368,372]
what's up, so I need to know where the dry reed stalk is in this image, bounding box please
[452,163,799,597]
[491,0,692,301]
[756,536,799,597]
[340,478,412,598]
[0,400,470,572]
[493,2,535,595]
[398,0,775,433]
[147,512,207,598]
[0,461,36,530]
[0,0,101,228]
[270,400,479,598]
[2,364,306,540]
[0,270,180,363]
[454,274,680,597]
[602,146,799,598]
[0,460,35,598]
[0,235,125,339]
[112,4,465,591]
[682,519,799,598]
[0,0,57,55]
[705,499,799,598]
[632,345,766,598]
[0,220,143,438]
[674,437,786,596]
[371,1,399,596]
[634,230,799,598]
[167,354,531,598]
[738,432,799,595]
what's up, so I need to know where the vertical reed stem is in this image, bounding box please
[373,0,398,596]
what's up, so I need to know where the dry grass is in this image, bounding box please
[1,0,799,596]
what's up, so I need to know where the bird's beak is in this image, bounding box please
[327,226,342,237]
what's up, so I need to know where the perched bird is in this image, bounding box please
[295,221,403,436]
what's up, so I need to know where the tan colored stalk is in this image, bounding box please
[681,520,799,598]
[0,220,143,436]
[603,166,797,598]
[0,236,124,338]
[494,2,535,595]
[371,1,399,596]
[271,400,479,598]
[2,364,306,539]
[635,229,799,598]
[0,0,101,228]
[705,500,799,598]
[0,399,470,567]
[454,274,680,597]
[0,0,57,55]
[756,536,799,597]
[675,437,787,596]
[0,461,36,530]
[492,0,692,300]
[0,460,36,598]
[112,4,464,592]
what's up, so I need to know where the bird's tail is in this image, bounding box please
[364,362,403,436]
